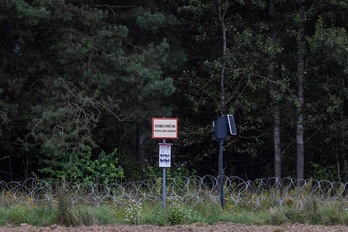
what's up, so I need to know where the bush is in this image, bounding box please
[39,149,124,184]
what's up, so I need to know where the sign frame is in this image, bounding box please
[152,117,178,139]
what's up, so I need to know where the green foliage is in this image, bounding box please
[143,164,194,181]
[128,7,177,33]
[311,163,337,181]
[39,149,124,184]
[0,0,183,181]
[1,0,348,182]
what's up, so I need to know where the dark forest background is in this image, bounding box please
[1,0,348,183]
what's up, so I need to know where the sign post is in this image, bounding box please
[158,141,172,212]
[152,118,178,212]
[218,138,224,209]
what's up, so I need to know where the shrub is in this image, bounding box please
[39,149,124,184]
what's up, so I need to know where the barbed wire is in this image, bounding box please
[0,176,347,209]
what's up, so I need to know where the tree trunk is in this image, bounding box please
[341,110,348,182]
[336,153,341,182]
[343,157,348,182]
[274,104,282,178]
[296,0,305,182]
[269,0,282,179]
[217,0,227,115]
[137,122,146,168]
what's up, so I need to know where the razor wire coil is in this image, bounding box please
[0,176,347,209]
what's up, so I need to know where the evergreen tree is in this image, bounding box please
[0,0,183,180]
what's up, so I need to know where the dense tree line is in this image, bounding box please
[0,0,348,182]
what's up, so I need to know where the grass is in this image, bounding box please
[1,192,348,227]
[266,200,348,226]
[0,205,55,226]
[0,200,348,227]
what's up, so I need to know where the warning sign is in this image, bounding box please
[159,143,172,168]
[152,118,178,139]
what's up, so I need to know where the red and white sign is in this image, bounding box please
[152,118,178,139]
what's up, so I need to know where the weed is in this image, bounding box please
[166,199,195,225]
[125,199,144,225]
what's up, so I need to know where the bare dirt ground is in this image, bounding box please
[0,223,348,232]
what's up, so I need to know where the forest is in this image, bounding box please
[0,0,348,183]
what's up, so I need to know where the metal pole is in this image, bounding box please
[162,139,166,212]
[219,139,224,209]
[162,167,166,212]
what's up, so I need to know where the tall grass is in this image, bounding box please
[1,188,348,227]
[0,206,55,226]
[266,198,348,226]
[1,198,348,227]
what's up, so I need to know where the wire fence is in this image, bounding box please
[1,176,347,209]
